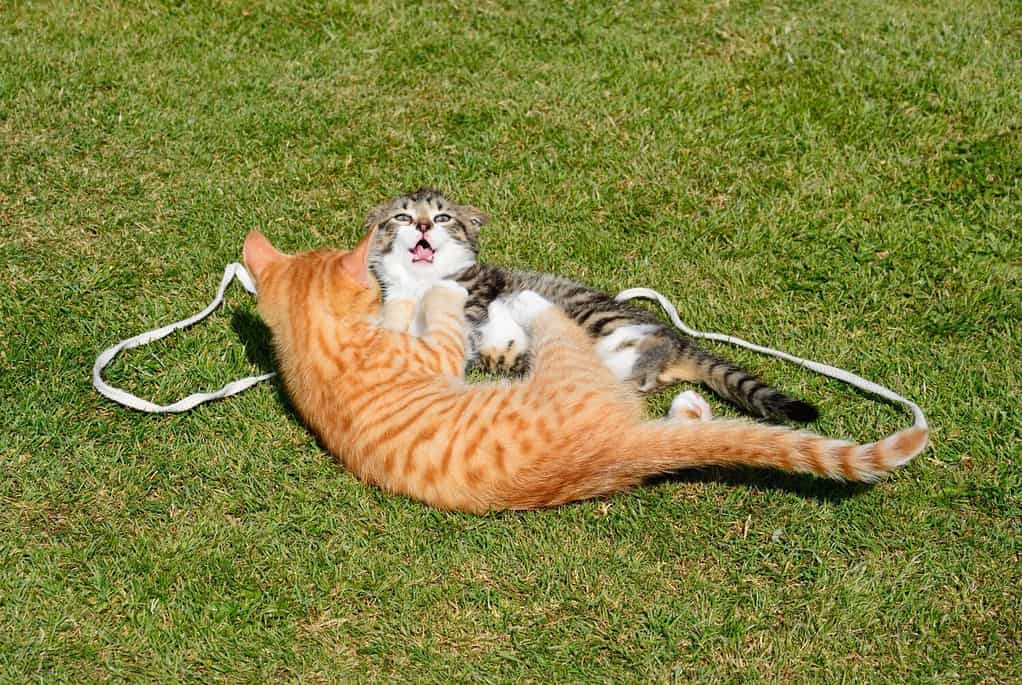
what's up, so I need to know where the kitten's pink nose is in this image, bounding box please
[416,221,431,234]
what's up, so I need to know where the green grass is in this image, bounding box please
[2,0,1020,681]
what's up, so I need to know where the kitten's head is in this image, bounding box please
[243,228,379,339]
[366,187,488,290]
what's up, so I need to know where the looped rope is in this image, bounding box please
[615,287,927,430]
[92,263,275,413]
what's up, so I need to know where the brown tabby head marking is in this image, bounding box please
[367,187,488,294]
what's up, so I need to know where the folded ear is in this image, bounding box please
[461,205,489,241]
[243,230,286,281]
[340,225,377,288]
[364,201,391,231]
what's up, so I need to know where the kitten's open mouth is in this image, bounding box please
[410,239,435,264]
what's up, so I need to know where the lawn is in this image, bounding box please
[2,0,1020,682]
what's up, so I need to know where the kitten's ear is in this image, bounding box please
[462,206,489,240]
[340,226,377,288]
[243,230,286,281]
[364,202,391,232]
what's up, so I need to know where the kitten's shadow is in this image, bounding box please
[230,310,303,426]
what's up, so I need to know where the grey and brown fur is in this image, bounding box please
[367,187,818,423]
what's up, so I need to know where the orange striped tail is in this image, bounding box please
[616,421,929,484]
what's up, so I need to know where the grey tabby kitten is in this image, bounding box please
[367,187,817,422]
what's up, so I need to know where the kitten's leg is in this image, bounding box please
[476,299,530,375]
[419,281,470,376]
[506,292,620,386]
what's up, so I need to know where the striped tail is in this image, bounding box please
[666,350,819,423]
[504,420,927,509]
[615,420,928,484]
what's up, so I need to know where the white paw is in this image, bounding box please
[669,390,713,422]
[429,279,469,299]
[503,290,552,328]
[478,302,527,351]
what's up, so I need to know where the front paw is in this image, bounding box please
[504,290,553,328]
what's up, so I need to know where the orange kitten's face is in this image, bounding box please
[242,229,380,333]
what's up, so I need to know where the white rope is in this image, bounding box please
[92,263,275,413]
[615,287,927,430]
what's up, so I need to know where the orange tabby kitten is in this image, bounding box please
[243,229,928,512]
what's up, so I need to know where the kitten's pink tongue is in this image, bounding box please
[411,245,435,263]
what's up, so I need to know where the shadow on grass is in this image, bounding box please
[651,467,872,503]
[230,309,305,428]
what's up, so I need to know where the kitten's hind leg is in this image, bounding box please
[661,345,818,423]
[477,299,530,375]
[507,292,624,391]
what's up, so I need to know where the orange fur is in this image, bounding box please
[244,230,928,513]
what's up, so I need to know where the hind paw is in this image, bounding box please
[477,299,530,374]
[478,337,528,375]
[669,390,713,422]
[504,290,553,328]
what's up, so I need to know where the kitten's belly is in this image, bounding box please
[593,324,658,381]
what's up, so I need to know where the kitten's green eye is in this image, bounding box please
[433,213,451,223]
[393,213,413,224]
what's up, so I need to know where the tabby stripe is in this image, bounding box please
[368,386,451,427]
[290,268,314,350]
[431,332,463,356]
[867,441,886,472]
[459,422,489,468]
[493,441,507,473]
[738,376,759,394]
[315,329,347,372]
[374,395,459,457]
[434,341,462,363]
[458,391,503,465]
[438,393,477,475]
[407,421,441,452]
[430,322,464,344]
[775,434,795,471]
[348,377,421,416]
[591,314,635,335]
[535,416,555,444]
[804,438,825,475]
[411,348,438,369]
[573,303,609,328]
[708,361,729,376]
[724,369,745,387]
[486,385,516,421]
[838,444,859,480]
[369,410,424,453]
